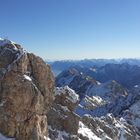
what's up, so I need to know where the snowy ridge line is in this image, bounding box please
[0,38,17,51]
[78,121,101,140]
[55,86,79,103]
[0,38,12,46]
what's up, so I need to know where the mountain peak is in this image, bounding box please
[0,40,54,140]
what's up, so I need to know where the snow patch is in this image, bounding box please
[48,125,69,140]
[55,86,79,103]
[0,38,17,50]
[44,136,51,140]
[0,38,11,46]
[60,105,70,112]
[56,130,69,140]
[134,85,139,88]
[0,100,6,107]
[78,121,101,140]
[23,75,32,81]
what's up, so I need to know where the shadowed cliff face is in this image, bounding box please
[0,39,54,140]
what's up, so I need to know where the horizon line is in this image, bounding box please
[46,57,140,62]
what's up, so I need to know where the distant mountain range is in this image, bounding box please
[54,62,140,89]
[48,59,140,76]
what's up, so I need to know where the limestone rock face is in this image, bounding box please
[47,86,80,140]
[0,39,54,140]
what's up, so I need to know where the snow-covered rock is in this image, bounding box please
[78,121,101,140]
[56,68,99,98]
[56,67,140,139]
[79,114,140,140]
[76,80,129,117]
[47,86,80,140]
[55,86,79,104]
[120,85,140,129]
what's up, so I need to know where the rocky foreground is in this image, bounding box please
[0,39,140,140]
[0,39,54,140]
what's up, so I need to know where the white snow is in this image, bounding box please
[0,38,27,78]
[89,68,97,72]
[134,85,139,88]
[127,100,140,127]
[0,100,6,107]
[0,38,11,46]
[64,86,79,103]
[119,127,127,140]
[46,138,51,140]
[23,75,32,81]
[120,117,127,123]
[78,121,101,140]
[114,120,128,140]
[0,38,17,50]
[48,125,69,140]
[60,105,70,112]
[56,130,69,140]
[0,133,15,140]
[83,95,104,109]
[55,86,79,103]
[44,136,51,140]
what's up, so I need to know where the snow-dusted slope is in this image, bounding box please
[79,114,140,140]
[76,80,129,117]
[0,38,14,46]
[48,86,80,140]
[56,68,99,98]
[47,86,140,140]
[122,85,140,129]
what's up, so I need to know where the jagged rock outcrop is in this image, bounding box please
[56,68,98,99]
[47,86,80,140]
[78,114,140,140]
[76,80,129,117]
[0,39,54,140]
[122,85,140,129]
[46,85,140,140]
[57,69,129,118]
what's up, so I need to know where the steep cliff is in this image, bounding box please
[0,39,54,140]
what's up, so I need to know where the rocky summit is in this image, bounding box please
[0,39,54,140]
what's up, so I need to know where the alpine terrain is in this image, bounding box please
[0,38,140,140]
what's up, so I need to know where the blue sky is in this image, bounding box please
[0,0,140,60]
